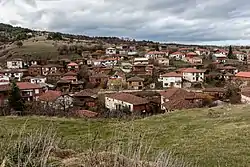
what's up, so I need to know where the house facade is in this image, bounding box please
[28,65,42,76]
[106,47,117,55]
[7,58,23,69]
[0,74,10,85]
[212,54,227,63]
[169,52,185,60]
[145,51,166,59]
[159,72,182,88]
[17,82,43,101]
[181,68,205,83]
[67,62,79,72]
[42,64,64,76]
[105,93,149,113]
[127,76,144,90]
[156,58,169,66]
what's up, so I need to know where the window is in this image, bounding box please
[164,83,168,86]
[12,62,17,66]
[35,89,39,94]
[193,73,195,76]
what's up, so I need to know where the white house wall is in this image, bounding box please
[105,97,133,111]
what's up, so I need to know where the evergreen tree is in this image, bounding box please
[227,45,237,59]
[8,81,25,112]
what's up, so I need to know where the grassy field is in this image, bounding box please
[1,105,250,166]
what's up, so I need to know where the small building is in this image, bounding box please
[186,57,203,64]
[73,89,98,108]
[233,51,247,62]
[195,49,210,56]
[203,87,226,100]
[234,72,250,87]
[219,66,238,75]
[145,51,166,59]
[0,74,10,85]
[107,71,126,90]
[133,57,149,65]
[1,69,26,82]
[24,76,47,84]
[7,58,23,69]
[127,76,144,90]
[106,47,117,55]
[28,64,42,76]
[169,52,185,60]
[39,90,73,110]
[67,62,79,72]
[160,88,203,111]
[212,54,227,64]
[105,92,149,113]
[156,58,169,66]
[46,72,63,83]
[89,73,109,86]
[42,64,64,76]
[180,68,205,83]
[159,72,182,88]
[17,82,43,102]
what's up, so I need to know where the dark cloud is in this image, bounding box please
[1,0,250,44]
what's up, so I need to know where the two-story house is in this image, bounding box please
[159,72,182,88]
[212,53,227,63]
[180,68,205,83]
[105,92,149,113]
[28,64,42,76]
[145,51,166,59]
[7,58,24,69]
[67,62,79,72]
[106,47,117,55]
[233,51,247,62]
[2,69,26,81]
[42,64,64,76]
[127,76,144,90]
[17,82,43,101]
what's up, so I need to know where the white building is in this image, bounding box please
[169,52,185,60]
[7,58,23,69]
[212,54,227,63]
[133,57,149,65]
[105,93,148,112]
[145,51,166,59]
[159,72,182,88]
[234,51,247,62]
[0,74,10,85]
[156,58,169,66]
[180,68,205,83]
[93,58,118,67]
[106,47,117,55]
[30,76,46,84]
[2,69,24,81]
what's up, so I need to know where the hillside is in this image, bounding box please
[1,105,250,166]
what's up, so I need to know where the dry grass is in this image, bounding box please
[1,105,250,166]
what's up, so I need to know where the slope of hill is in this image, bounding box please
[1,105,250,166]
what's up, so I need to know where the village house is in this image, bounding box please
[212,54,227,63]
[195,48,210,56]
[156,58,169,66]
[159,72,182,88]
[160,88,203,112]
[215,49,228,55]
[233,51,247,62]
[107,71,126,90]
[234,72,250,87]
[89,73,109,86]
[46,72,63,83]
[145,51,166,59]
[93,58,118,67]
[180,68,205,83]
[28,64,42,76]
[73,89,98,108]
[7,58,23,69]
[105,92,149,113]
[42,64,64,76]
[127,76,144,90]
[186,57,203,64]
[1,69,26,81]
[203,87,227,100]
[219,66,238,75]
[0,74,9,85]
[106,47,117,55]
[132,64,147,75]
[133,57,149,65]
[39,90,73,110]
[17,82,43,102]
[169,52,185,60]
[67,62,79,72]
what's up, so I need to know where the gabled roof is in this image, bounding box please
[17,82,41,90]
[74,89,98,97]
[179,68,205,73]
[235,72,250,78]
[39,90,62,102]
[127,76,144,82]
[107,93,149,105]
[68,62,78,66]
[160,88,195,100]
[161,72,182,77]
[64,71,78,76]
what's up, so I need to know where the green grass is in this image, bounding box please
[1,105,250,166]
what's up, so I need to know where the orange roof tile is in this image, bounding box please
[39,90,62,102]
[68,62,78,66]
[17,82,41,90]
[107,93,148,105]
[235,72,250,78]
[161,72,182,77]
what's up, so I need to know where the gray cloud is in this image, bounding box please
[1,0,250,44]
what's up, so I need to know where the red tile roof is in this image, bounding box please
[161,72,182,77]
[186,52,197,56]
[127,76,144,82]
[68,62,78,66]
[107,93,149,105]
[64,71,77,76]
[39,90,62,102]
[179,68,205,73]
[235,72,250,78]
[74,89,98,97]
[61,76,77,81]
[17,82,41,90]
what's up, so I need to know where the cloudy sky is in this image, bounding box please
[0,0,250,45]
